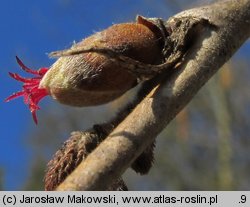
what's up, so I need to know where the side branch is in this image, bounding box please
[57,0,250,190]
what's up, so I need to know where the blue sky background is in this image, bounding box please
[0,0,249,190]
[0,0,176,190]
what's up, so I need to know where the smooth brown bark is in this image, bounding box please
[57,0,250,190]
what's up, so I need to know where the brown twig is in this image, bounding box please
[56,0,250,190]
[45,79,158,190]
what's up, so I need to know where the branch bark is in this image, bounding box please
[56,0,250,190]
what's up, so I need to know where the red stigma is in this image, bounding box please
[5,56,49,124]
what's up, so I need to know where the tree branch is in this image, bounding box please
[56,0,250,190]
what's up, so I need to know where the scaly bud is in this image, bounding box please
[6,16,166,123]
[40,20,164,106]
